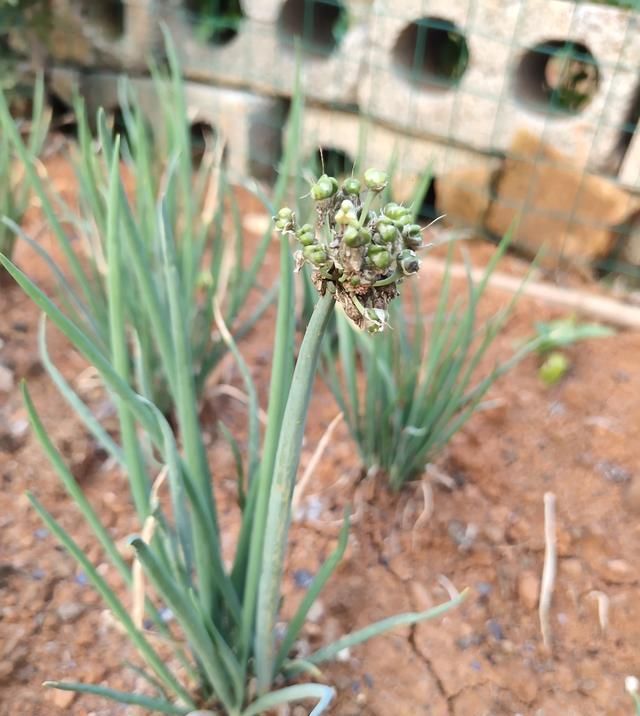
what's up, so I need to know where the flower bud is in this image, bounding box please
[335,200,358,226]
[311,174,337,201]
[364,168,388,193]
[342,177,361,195]
[398,249,420,275]
[303,244,328,266]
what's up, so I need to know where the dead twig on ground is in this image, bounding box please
[539,491,557,652]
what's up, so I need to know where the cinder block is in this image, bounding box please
[50,70,287,181]
[293,105,499,210]
[161,1,366,104]
[35,0,162,69]
[241,0,372,24]
[360,0,640,171]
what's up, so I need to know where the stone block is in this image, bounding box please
[360,0,640,172]
[293,105,498,210]
[485,130,640,267]
[37,0,162,69]
[51,70,287,181]
[161,2,366,103]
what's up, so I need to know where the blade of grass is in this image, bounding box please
[43,682,189,715]
[29,494,194,706]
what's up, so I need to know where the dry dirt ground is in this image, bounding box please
[1,155,640,716]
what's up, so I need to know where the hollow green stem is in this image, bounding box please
[254,291,335,694]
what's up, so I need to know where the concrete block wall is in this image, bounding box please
[50,69,287,182]
[361,0,640,172]
[34,0,640,241]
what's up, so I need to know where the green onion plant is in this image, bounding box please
[0,120,465,714]
[0,71,49,281]
[324,233,541,491]
[0,35,272,411]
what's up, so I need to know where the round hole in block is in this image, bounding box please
[415,179,439,222]
[48,94,78,137]
[278,0,349,55]
[80,0,125,40]
[186,0,244,46]
[514,40,600,115]
[392,17,469,91]
[190,121,227,168]
[310,146,354,179]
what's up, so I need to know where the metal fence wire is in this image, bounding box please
[2,0,640,280]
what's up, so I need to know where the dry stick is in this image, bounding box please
[589,590,610,634]
[132,467,167,630]
[539,492,557,652]
[420,257,640,330]
[292,411,343,513]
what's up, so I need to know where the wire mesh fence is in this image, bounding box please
[2,0,640,280]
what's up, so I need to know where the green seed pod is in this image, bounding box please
[379,223,398,243]
[398,249,420,275]
[349,275,361,287]
[394,214,412,229]
[343,226,361,247]
[303,244,328,266]
[298,232,316,247]
[275,206,295,231]
[297,223,313,235]
[382,203,408,221]
[342,177,361,195]
[311,174,337,201]
[277,207,293,222]
[370,248,391,269]
[364,168,388,192]
[358,227,372,245]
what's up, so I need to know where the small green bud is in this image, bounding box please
[398,249,420,275]
[350,275,361,286]
[383,203,409,221]
[364,168,388,192]
[379,223,398,243]
[342,177,361,195]
[297,223,313,235]
[311,174,337,201]
[369,247,391,269]
[303,244,328,266]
